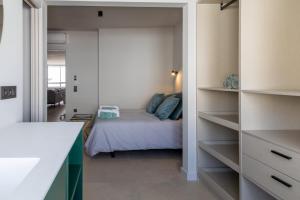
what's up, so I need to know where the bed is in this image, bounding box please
[85,109,182,156]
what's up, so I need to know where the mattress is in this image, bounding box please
[85,109,182,156]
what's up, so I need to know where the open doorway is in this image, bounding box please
[43,0,198,197]
[47,50,66,122]
[46,5,202,199]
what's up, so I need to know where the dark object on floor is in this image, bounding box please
[110,152,115,158]
[59,114,66,121]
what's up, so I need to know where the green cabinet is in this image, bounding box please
[45,131,83,200]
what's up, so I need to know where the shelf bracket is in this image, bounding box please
[220,0,238,11]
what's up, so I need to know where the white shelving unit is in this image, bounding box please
[200,168,239,200]
[242,90,300,97]
[197,0,300,199]
[198,112,239,131]
[240,0,300,199]
[196,1,240,199]
[198,141,239,172]
[243,130,300,154]
[199,87,239,93]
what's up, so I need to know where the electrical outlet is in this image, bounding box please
[0,86,17,100]
[74,86,78,92]
[73,108,77,113]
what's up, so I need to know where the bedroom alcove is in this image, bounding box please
[47,6,183,120]
[45,5,202,199]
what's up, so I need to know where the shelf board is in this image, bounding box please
[243,130,300,155]
[199,141,240,172]
[69,164,82,200]
[200,168,239,200]
[198,112,239,131]
[199,87,239,93]
[242,89,300,97]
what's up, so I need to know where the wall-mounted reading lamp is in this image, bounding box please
[171,70,178,76]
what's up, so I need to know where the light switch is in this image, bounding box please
[0,86,17,100]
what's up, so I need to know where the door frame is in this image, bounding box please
[42,0,198,181]
[23,0,47,122]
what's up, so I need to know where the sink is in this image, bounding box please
[0,158,40,198]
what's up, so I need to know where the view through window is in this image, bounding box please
[48,65,66,88]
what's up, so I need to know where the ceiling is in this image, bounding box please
[48,6,182,30]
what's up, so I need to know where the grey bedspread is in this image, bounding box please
[85,109,182,156]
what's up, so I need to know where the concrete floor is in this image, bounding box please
[47,104,65,122]
[83,150,218,200]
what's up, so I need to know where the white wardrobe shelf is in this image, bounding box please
[198,112,239,131]
[198,141,240,172]
[243,130,300,154]
[242,89,300,97]
[200,168,239,200]
[198,87,239,93]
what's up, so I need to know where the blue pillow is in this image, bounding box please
[170,101,182,120]
[155,96,180,120]
[146,93,165,114]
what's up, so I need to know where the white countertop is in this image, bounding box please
[0,122,84,200]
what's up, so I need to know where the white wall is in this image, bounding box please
[50,26,182,118]
[0,0,24,128]
[197,4,239,87]
[0,5,3,40]
[48,51,65,65]
[173,23,182,70]
[241,0,300,90]
[173,23,183,92]
[99,27,175,109]
[175,70,183,92]
[65,31,99,119]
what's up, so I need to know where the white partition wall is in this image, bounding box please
[197,0,300,199]
[0,0,24,128]
[98,27,175,109]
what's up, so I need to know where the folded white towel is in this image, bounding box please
[99,105,119,110]
[98,105,120,118]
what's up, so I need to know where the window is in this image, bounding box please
[48,65,66,88]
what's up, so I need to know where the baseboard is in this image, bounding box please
[181,166,198,181]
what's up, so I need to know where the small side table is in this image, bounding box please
[70,114,95,141]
